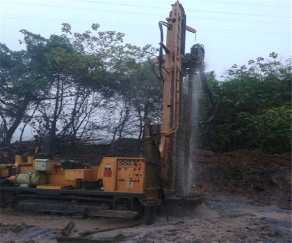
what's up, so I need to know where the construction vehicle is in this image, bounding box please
[0,1,210,224]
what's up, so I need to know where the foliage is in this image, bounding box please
[204,53,291,154]
[256,104,291,153]
[1,23,290,155]
[0,42,52,144]
[0,24,160,151]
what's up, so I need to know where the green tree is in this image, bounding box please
[0,43,51,144]
[256,104,291,153]
[205,53,291,153]
[1,23,158,149]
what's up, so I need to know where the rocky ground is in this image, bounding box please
[0,149,291,243]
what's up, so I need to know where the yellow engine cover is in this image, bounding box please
[0,168,9,177]
[65,169,94,181]
[98,157,145,193]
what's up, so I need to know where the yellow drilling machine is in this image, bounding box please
[0,1,209,224]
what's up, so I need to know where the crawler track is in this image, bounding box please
[11,195,141,219]
[0,186,144,219]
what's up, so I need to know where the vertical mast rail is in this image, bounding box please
[159,1,185,192]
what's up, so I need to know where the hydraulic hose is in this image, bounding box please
[158,21,170,84]
[199,72,218,124]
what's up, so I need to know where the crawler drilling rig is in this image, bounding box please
[0,1,209,224]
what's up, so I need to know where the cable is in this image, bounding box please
[0,14,154,28]
[1,10,289,26]
[0,1,161,17]
[1,2,290,27]
[2,1,291,19]
[52,0,290,10]
[199,29,291,36]
[158,21,170,84]
[187,9,291,19]
[2,14,290,37]
[199,73,218,125]
[190,16,289,25]
[199,0,287,8]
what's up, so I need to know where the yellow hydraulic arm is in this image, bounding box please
[158,1,196,193]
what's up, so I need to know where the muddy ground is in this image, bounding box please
[0,149,291,243]
[0,191,291,243]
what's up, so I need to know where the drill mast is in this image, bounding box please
[158,1,198,193]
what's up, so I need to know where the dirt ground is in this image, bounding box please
[196,149,291,210]
[0,149,291,243]
[0,191,291,243]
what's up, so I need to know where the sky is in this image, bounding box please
[0,0,291,78]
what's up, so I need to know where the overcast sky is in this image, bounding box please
[0,0,291,77]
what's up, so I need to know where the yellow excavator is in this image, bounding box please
[0,1,210,224]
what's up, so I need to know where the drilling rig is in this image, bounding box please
[0,1,209,224]
[156,1,205,197]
